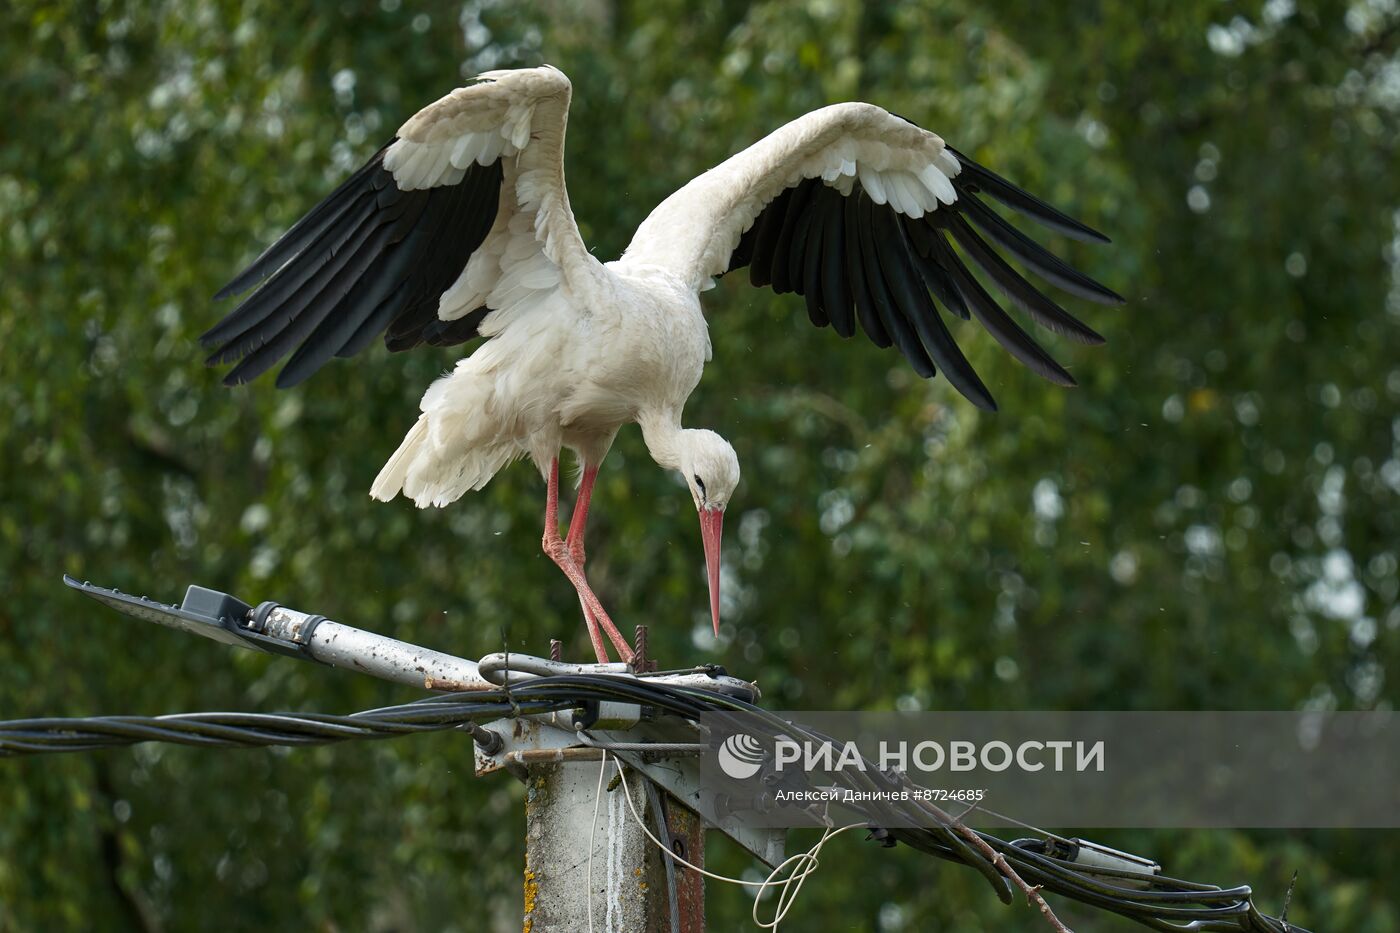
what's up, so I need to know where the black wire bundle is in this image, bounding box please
[0,675,1306,932]
[0,694,564,755]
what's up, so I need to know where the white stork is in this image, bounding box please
[204,65,1121,664]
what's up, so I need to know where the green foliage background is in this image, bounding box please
[3,0,1398,929]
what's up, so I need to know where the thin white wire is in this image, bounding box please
[605,751,865,931]
[587,751,608,933]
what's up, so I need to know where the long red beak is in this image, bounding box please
[699,507,724,636]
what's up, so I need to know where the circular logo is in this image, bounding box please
[717,732,766,779]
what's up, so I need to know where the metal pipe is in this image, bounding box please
[506,747,606,765]
[255,606,494,691]
[305,619,490,690]
[63,578,496,693]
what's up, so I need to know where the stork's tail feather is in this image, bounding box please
[371,412,516,509]
[370,416,430,502]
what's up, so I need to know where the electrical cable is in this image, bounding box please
[0,674,1308,932]
[640,771,684,933]
[587,749,607,933]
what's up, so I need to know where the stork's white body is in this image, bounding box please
[363,65,966,508]
[208,65,1118,660]
[372,262,708,507]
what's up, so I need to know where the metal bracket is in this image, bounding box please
[472,709,787,868]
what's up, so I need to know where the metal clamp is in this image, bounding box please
[477,651,761,703]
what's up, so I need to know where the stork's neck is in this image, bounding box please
[638,410,685,471]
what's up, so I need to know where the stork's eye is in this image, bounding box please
[693,474,706,496]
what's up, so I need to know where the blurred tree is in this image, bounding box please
[1,0,1397,929]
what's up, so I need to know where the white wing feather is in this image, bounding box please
[382,65,606,323]
[620,102,961,291]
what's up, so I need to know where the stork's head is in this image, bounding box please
[677,429,740,636]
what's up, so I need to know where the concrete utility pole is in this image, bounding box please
[523,756,704,932]
[64,579,782,932]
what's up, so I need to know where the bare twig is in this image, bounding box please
[1280,869,1298,932]
[920,798,1071,933]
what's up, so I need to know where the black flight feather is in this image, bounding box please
[902,215,970,321]
[873,205,990,405]
[927,230,1076,387]
[285,200,434,376]
[944,212,1104,345]
[205,141,504,387]
[213,147,393,301]
[747,186,791,289]
[844,192,890,346]
[785,180,821,298]
[225,201,417,385]
[727,225,757,274]
[818,189,853,336]
[202,188,384,351]
[958,194,1124,305]
[800,194,829,328]
[855,193,923,366]
[945,146,1110,244]
[421,306,492,347]
[385,169,481,344]
[770,179,816,294]
[212,192,400,367]
[276,190,448,386]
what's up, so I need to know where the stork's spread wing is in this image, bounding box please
[203,65,598,387]
[621,103,1123,411]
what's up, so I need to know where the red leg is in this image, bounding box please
[543,460,608,663]
[564,465,635,660]
[566,465,601,653]
[543,460,634,663]
[566,465,598,567]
